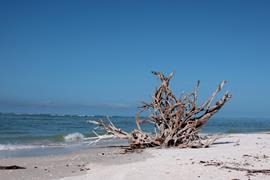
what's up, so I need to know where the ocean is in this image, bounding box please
[0,113,269,157]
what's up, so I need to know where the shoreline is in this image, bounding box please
[1,131,269,159]
[0,146,145,180]
[1,133,270,180]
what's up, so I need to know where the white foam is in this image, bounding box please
[64,132,85,142]
[0,144,38,151]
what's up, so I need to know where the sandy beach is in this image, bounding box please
[1,133,270,180]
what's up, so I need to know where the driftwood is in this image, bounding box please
[0,165,26,170]
[90,71,231,150]
[222,166,270,174]
[200,160,270,175]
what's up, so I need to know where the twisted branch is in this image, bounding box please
[89,71,231,150]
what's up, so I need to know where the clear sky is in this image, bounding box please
[0,0,270,116]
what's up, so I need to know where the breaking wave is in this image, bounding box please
[64,132,85,142]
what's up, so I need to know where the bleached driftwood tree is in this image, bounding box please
[90,71,231,150]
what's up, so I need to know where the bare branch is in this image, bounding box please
[90,71,231,150]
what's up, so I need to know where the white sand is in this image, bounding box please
[60,133,270,180]
[1,133,270,180]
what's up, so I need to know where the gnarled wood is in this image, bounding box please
[90,71,231,150]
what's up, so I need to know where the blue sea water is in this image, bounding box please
[0,112,269,157]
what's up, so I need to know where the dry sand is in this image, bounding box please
[1,133,270,180]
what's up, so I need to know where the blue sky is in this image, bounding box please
[0,0,270,116]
